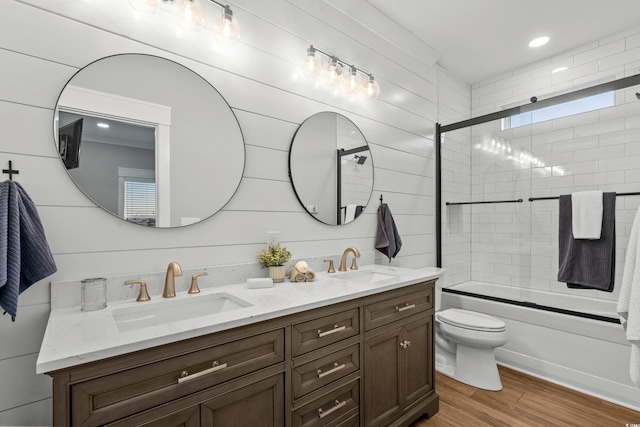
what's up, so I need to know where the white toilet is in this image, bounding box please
[435,284,508,391]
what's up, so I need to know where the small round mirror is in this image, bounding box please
[289,112,374,225]
[54,54,245,228]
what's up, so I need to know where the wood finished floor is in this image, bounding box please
[411,366,640,427]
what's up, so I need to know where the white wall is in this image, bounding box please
[0,0,440,424]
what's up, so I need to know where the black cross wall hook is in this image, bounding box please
[2,161,19,180]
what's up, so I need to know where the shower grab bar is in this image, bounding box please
[529,191,640,202]
[446,199,523,206]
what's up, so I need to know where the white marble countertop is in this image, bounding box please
[36,264,443,374]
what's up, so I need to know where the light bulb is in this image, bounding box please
[363,74,380,100]
[177,0,203,32]
[342,66,362,95]
[322,57,343,86]
[302,46,321,78]
[214,5,240,44]
[129,0,158,14]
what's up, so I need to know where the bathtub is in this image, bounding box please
[441,281,640,411]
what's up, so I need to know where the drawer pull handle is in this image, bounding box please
[317,362,346,379]
[396,303,416,312]
[318,325,346,338]
[400,340,412,349]
[318,399,347,419]
[177,361,227,384]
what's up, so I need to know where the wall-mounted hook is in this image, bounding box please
[2,161,19,181]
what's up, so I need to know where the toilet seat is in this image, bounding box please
[437,309,506,332]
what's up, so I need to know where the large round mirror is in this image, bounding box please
[289,112,374,225]
[54,54,245,228]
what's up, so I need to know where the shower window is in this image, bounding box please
[503,91,614,129]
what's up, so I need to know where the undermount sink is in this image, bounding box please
[333,270,399,283]
[113,293,252,332]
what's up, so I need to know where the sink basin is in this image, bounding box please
[333,270,399,283]
[113,293,252,332]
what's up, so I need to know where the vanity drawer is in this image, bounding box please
[292,308,359,356]
[364,284,434,331]
[292,343,360,400]
[293,377,360,427]
[71,328,285,426]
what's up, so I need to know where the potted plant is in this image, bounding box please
[257,243,292,283]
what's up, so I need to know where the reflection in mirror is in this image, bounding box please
[54,54,245,228]
[289,112,374,225]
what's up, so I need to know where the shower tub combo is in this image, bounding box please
[440,281,640,412]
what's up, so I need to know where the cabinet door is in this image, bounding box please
[363,327,403,427]
[402,317,433,407]
[200,373,284,427]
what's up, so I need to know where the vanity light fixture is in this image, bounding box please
[322,57,343,86]
[301,45,380,100]
[176,0,204,32]
[302,46,321,78]
[129,0,240,43]
[343,65,362,95]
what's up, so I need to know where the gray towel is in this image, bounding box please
[0,181,57,320]
[376,203,402,262]
[558,192,615,291]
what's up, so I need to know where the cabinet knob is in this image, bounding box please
[399,340,411,349]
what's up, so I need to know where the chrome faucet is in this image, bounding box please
[338,247,360,272]
[163,261,182,298]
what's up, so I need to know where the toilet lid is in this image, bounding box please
[437,309,506,332]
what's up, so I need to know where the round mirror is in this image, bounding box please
[54,54,245,228]
[289,112,374,225]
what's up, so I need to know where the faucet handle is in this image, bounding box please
[189,272,208,294]
[125,280,151,302]
[323,259,336,273]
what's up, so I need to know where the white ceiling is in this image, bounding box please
[365,0,640,84]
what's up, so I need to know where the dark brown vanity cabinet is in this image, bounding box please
[363,284,437,427]
[48,280,437,426]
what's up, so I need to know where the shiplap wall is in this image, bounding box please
[0,0,447,424]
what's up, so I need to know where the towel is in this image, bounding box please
[288,266,315,282]
[617,205,640,386]
[376,203,402,262]
[344,205,357,223]
[572,190,603,239]
[558,192,615,291]
[0,181,57,320]
[288,268,305,282]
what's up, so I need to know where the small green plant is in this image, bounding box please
[257,244,292,268]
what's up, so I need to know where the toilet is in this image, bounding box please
[434,284,508,391]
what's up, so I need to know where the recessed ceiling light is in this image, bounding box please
[529,36,550,48]
[97,123,110,128]
[552,66,568,74]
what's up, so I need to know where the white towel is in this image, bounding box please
[572,191,603,239]
[618,205,640,387]
[344,205,357,223]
